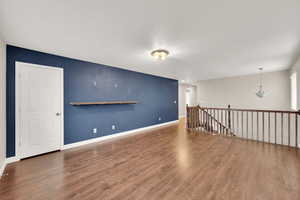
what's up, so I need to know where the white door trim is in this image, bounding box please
[15,62,64,160]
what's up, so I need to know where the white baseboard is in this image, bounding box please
[179,115,186,118]
[0,162,6,178]
[6,156,20,164]
[62,120,178,150]
[0,157,20,178]
[1,120,179,166]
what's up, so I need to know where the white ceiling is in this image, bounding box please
[1,0,300,82]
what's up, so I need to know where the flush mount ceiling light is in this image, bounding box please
[151,49,169,60]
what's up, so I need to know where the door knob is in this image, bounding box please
[56,112,61,116]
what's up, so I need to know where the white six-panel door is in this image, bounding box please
[16,62,63,159]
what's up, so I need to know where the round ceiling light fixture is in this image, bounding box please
[151,49,169,60]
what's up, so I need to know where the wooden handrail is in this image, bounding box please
[200,106,300,114]
[187,105,233,135]
[186,104,300,148]
[203,110,228,129]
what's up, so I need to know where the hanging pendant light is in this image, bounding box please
[256,67,265,98]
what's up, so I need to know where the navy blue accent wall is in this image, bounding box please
[6,45,178,157]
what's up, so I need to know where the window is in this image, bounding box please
[291,72,297,110]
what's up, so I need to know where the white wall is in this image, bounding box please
[290,56,300,110]
[197,70,291,110]
[178,84,186,117]
[186,86,197,106]
[178,84,197,118]
[0,40,6,176]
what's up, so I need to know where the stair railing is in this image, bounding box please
[187,105,300,147]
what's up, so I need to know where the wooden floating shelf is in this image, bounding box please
[70,101,138,106]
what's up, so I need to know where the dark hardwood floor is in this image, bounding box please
[1,118,300,200]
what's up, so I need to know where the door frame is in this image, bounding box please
[15,61,64,160]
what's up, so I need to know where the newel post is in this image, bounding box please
[228,105,231,132]
[186,104,189,129]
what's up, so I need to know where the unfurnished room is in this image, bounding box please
[0,0,300,200]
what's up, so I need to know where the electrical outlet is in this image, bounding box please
[174,100,177,104]
[93,128,97,134]
[158,117,162,121]
[112,125,116,130]
[114,83,118,88]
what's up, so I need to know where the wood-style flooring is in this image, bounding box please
[1,118,300,200]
